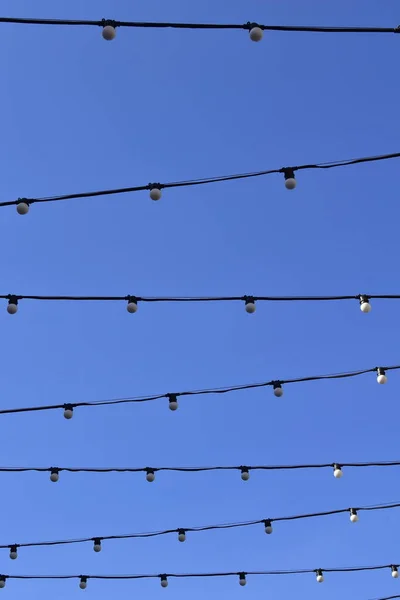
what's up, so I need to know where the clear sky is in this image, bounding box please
[0,0,399,598]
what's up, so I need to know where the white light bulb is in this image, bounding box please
[285,177,296,190]
[79,577,87,590]
[350,509,359,523]
[249,27,263,42]
[63,406,73,420]
[392,566,399,579]
[360,299,371,313]
[241,468,250,481]
[168,395,178,411]
[126,300,138,313]
[333,464,343,479]
[50,469,59,483]
[273,383,283,398]
[9,547,17,560]
[7,300,18,314]
[178,530,186,542]
[316,570,324,583]
[239,574,247,586]
[264,520,273,534]
[16,201,29,215]
[93,539,102,553]
[102,25,116,40]
[160,576,168,588]
[150,187,162,201]
[0,577,6,589]
[377,368,387,384]
[245,300,256,314]
[146,469,155,482]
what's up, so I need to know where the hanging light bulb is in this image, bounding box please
[333,464,343,478]
[7,296,18,314]
[377,367,387,384]
[350,508,359,523]
[0,577,6,589]
[50,468,59,483]
[160,575,168,588]
[168,394,178,411]
[149,185,162,201]
[146,468,155,482]
[359,295,371,313]
[9,546,17,560]
[264,519,273,534]
[79,577,88,590]
[16,199,29,215]
[248,23,263,42]
[102,20,116,40]
[178,529,186,542]
[392,566,399,579]
[126,297,138,313]
[93,538,102,553]
[244,297,256,314]
[273,381,283,397]
[240,467,250,481]
[284,168,296,190]
[316,569,324,583]
[63,404,74,419]
[239,573,247,586]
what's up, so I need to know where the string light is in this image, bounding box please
[392,566,399,579]
[160,575,168,588]
[102,22,116,40]
[149,185,162,201]
[239,572,247,586]
[79,576,88,590]
[316,569,324,583]
[146,469,155,482]
[377,368,388,384]
[126,297,138,313]
[16,199,29,215]
[350,509,359,523]
[9,546,17,560]
[6,297,18,314]
[264,520,273,534]
[240,467,250,481]
[249,25,263,42]
[50,469,59,483]
[93,539,101,553]
[178,529,186,543]
[63,405,74,419]
[0,577,6,589]
[168,394,178,411]
[1,151,399,211]
[333,464,343,478]
[360,295,372,313]
[244,297,256,313]
[273,381,283,397]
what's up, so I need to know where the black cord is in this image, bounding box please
[0,16,399,33]
[4,151,400,209]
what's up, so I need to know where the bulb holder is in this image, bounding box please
[149,186,162,201]
[63,405,74,419]
[249,25,263,42]
[168,394,178,411]
[146,469,155,482]
[273,382,283,397]
[377,368,387,384]
[333,464,343,479]
[50,469,59,482]
[160,575,168,588]
[240,467,250,481]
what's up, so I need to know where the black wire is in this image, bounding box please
[2,501,399,551]
[3,151,400,209]
[0,363,397,417]
[0,16,398,33]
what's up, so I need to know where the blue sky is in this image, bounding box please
[0,0,399,598]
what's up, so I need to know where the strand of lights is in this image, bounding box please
[0,363,396,420]
[1,501,399,555]
[2,293,399,315]
[0,563,399,588]
[5,151,400,213]
[1,460,400,481]
[0,16,399,37]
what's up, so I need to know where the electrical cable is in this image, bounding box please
[6,151,400,211]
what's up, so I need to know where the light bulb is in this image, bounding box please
[160,575,168,588]
[63,405,74,419]
[273,382,283,397]
[168,394,178,411]
[16,201,29,215]
[79,577,87,590]
[244,298,256,313]
[239,573,247,586]
[146,469,155,482]
[126,298,138,313]
[9,546,17,560]
[333,464,343,478]
[392,566,399,579]
[50,469,59,483]
[102,25,116,40]
[7,297,18,314]
[264,519,273,534]
[0,577,6,589]
[284,169,296,190]
[241,467,250,481]
[249,26,263,42]
[93,538,102,553]
[359,295,371,313]
[377,367,387,385]
[149,186,162,201]
[316,569,324,583]
[350,509,359,523]
[178,529,186,542]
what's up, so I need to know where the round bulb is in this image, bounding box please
[150,188,162,201]
[178,531,186,542]
[245,301,256,314]
[377,374,387,384]
[146,470,155,482]
[127,301,138,314]
[285,177,296,190]
[50,470,59,482]
[9,550,17,560]
[79,580,87,590]
[264,521,273,534]
[392,568,399,579]
[249,27,263,42]
[239,576,247,586]
[350,512,359,523]
[273,385,283,398]
[169,399,178,411]
[333,466,343,479]
[360,301,371,313]
[316,574,324,583]
[241,470,250,481]
[93,542,101,553]
[161,578,168,588]
[102,25,116,40]
[64,408,73,419]
[0,579,6,589]
[16,202,29,215]
[7,303,18,315]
